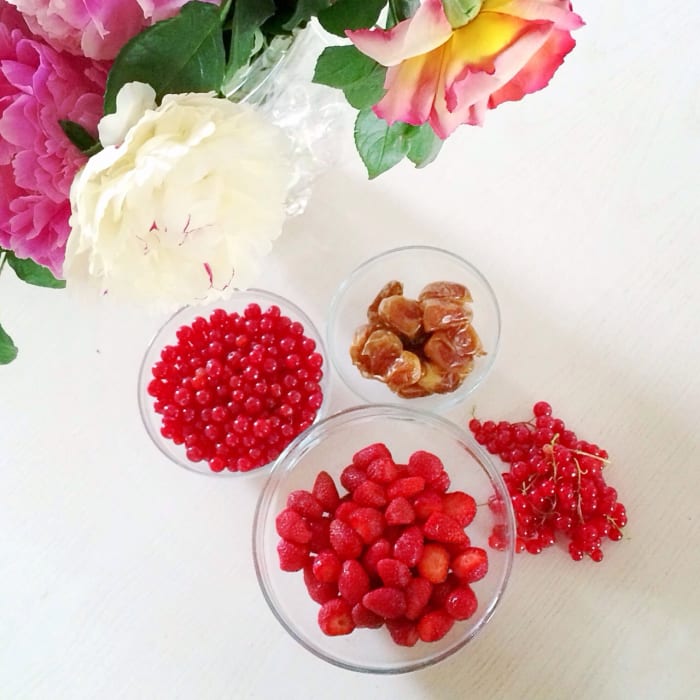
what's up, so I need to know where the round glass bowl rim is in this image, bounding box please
[137,288,331,479]
[252,403,515,674]
[326,244,502,411]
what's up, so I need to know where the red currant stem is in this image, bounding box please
[520,473,538,494]
[569,448,611,464]
[605,515,624,533]
[574,456,584,523]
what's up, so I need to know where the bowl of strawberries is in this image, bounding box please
[252,404,515,673]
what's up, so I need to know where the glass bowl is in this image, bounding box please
[137,289,329,478]
[253,404,515,674]
[327,246,501,413]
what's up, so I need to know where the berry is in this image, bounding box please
[404,577,433,621]
[362,588,407,619]
[367,457,400,484]
[311,470,340,512]
[376,558,412,589]
[362,538,393,576]
[387,476,426,500]
[312,550,342,583]
[407,450,444,484]
[423,512,470,546]
[348,507,385,544]
[386,618,419,647]
[451,547,489,583]
[351,603,384,629]
[286,490,324,520]
[275,509,312,544]
[441,491,477,527]
[338,560,371,605]
[412,490,443,520]
[318,599,355,636]
[417,543,450,584]
[445,586,478,620]
[277,540,309,571]
[352,480,388,508]
[393,525,424,567]
[417,610,454,642]
[385,497,416,525]
[340,465,367,493]
[303,564,338,604]
[329,519,364,560]
[353,442,392,469]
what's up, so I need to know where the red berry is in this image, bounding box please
[404,577,433,621]
[351,603,384,629]
[451,547,489,583]
[386,618,419,647]
[387,476,426,500]
[393,525,424,567]
[307,517,331,553]
[417,543,450,584]
[277,540,309,571]
[286,490,324,520]
[407,450,445,484]
[340,465,367,492]
[312,471,340,512]
[417,610,454,642]
[385,497,416,526]
[366,457,400,484]
[348,507,385,544]
[533,401,552,417]
[353,443,392,469]
[362,588,407,619]
[376,558,412,589]
[362,538,392,576]
[275,509,312,544]
[352,480,388,508]
[318,598,355,636]
[312,550,342,583]
[338,560,371,605]
[445,586,478,620]
[412,490,443,520]
[334,500,359,524]
[329,519,364,560]
[423,512,470,546]
[441,491,477,528]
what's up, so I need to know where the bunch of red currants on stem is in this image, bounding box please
[469,402,627,563]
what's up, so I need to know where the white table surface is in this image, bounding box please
[2,3,700,698]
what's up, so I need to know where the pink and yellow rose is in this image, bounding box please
[348,0,583,139]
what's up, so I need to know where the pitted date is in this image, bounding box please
[349,279,485,398]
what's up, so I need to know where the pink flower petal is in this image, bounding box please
[347,0,452,67]
[488,27,576,108]
[484,0,584,31]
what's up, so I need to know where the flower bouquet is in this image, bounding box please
[0,0,582,363]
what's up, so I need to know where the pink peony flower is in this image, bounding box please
[6,0,222,60]
[348,0,584,139]
[0,1,108,275]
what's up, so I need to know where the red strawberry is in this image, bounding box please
[318,598,355,636]
[362,538,392,576]
[451,547,489,583]
[329,519,363,560]
[446,536,472,557]
[312,470,340,512]
[417,543,450,584]
[412,490,443,520]
[340,465,367,492]
[287,489,324,519]
[334,500,359,524]
[367,457,400,484]
[312,549,342,583]
[417,610,454,642]
[441,491,476,527]
[303,564,338,603]
[362,587,407,619]
[275,508,312,544]
[430,574,459,608]
[376,558,412,588]
[352,480,387,508]
[351,602,384,629]
[307,517,331,553]
[445,586,478,620]
[277,539,310,572]
[432,471,451,493]
[423,512,469,546]
[353,442,392,469]
[348,506,385,544]
[407,450,444,483]
[387,476,426,500]
[385,496,415,525]
[404,577,433,621]
[386,618,419,647]
[338,560,371,605]
[393,525,424,567]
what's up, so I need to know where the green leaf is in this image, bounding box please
[0,322,18,365]
[282,0,333,31]
[225,0,276,78]
[6,253,66,288]
[406,123,443,168]
[354,109,412,178]
[388,0,419,25]
[59,119,101,155]
[104,1,225,114]
[318,0,386,36]
[313,46,386,110]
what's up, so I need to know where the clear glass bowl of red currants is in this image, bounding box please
[327,245,501,414]
[138,289,330,477]
[253,404,515,673]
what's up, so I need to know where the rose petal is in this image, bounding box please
[347,0,452,67]
[483,0,584,31]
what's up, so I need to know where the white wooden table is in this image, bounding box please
[2,3,699,698]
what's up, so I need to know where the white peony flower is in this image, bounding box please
[65,82,293,307]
